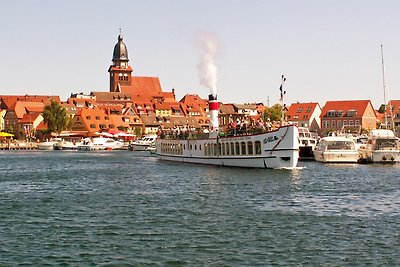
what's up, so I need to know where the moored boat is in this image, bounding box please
[128,134,157,151]
[37,138,62,150]
[313,136,359,163]
[78,137,124,151]
[358,129,400,163]
[298,127,318,160]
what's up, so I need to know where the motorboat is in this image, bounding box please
[358,129,400,163]
[313,136,359,163]
[54,139,80,151]
[78,137,124,151]
[298,127,318,160]
[37,138,62,150]
[128,134,158,151]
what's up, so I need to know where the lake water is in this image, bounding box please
[0,150,399,266]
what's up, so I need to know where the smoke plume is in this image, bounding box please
[196,32,218,96]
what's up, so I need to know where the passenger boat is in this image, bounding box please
[156,94,299,169]
[298,127,318,160]
[313,136,359,163]
[358,129,400,163]
[128,134,157,151]
[78,137,124,151]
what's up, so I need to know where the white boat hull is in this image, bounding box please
[314,150,359,163]
[358,129,400,163]
[156,125,299,169]
[359,149,400,163]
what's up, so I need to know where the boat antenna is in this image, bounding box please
[279,75,287,126]
[381,44,395,130]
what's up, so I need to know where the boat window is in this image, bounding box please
[226,143,230,155]
[231,142,235,155]
[218,143,221,155]
[241,142,246,155]
[190,144,192,150]
[235,142,240,155]
[221,143,225,155]
[255,141,262,154]
[195,144,197,150]
[247,141,253,155]
[213,143,217,156]
[199,145,201,151]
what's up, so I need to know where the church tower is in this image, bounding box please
[108,33,133,92]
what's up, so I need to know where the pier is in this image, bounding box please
[0,142,38,150]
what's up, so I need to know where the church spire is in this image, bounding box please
[108,31,133,92]
[112,30,129,67]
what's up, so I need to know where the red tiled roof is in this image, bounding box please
[287,102,320,118]
[320,100,374,118]
[19,113,41,123]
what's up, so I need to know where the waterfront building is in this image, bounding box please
[320,100,377,135]
[286,102,322,133]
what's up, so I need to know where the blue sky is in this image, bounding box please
[1,0,399,108]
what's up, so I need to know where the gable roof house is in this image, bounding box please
[286,102,322,132]
[320,100,377,135]
[3,101,45,138]
[70,107,117,136]
[384,99,400,136]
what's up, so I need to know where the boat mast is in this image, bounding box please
[279,75,286,126]
[380,44,395,130]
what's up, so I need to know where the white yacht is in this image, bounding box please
[313,136,359,163]
[54,140,80,151]
[128,134,158,151]
[78,137,124,151]
[37,138,62,150]
[298,127,318,160]
[358,129,400,163]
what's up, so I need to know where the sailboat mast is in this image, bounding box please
[380,44,395,130]
[381,44,388,129]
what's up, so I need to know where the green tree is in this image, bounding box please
[42,100,69,134]
[378,104,386,114]
[264,103,283,122]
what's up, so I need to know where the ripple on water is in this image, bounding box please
[0,153,400,265]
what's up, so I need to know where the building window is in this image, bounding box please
[355,120,360,126]
[95,116,100,120]
[86,116,91,120]
[306,107,312,113]
[297,107,303,113]
[322,121,329,128]
[349,120,354,126]
[90,124,96,129]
